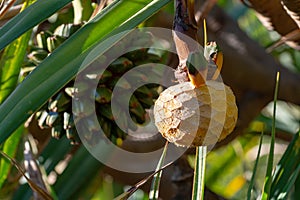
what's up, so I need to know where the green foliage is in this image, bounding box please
[29,25,162,144]
[270,131,300,199]
[0,126,23,189]
[0,0,171,198]
[205,140,248,199]
[238,9,273,47]
[149,142,168,200]
[0,0,299,199]
[0,0,73,50]
[0,0,171,145]
[247,130,264,200]
[0,0,34,192]
[262,72,280,199]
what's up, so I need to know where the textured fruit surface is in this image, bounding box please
[153,81,238,147]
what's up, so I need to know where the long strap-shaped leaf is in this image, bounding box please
[149,142,169,200]
[0,0,73,50]
[270,130,300,199]
[247,130,264,200]
[0,0,171,144]
[262,72,280,199]
[0,0,35,190]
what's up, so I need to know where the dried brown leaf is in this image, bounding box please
[248,0,300,49]
[0,151,53,200]
[282,0,300,27]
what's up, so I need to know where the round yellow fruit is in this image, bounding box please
[153,81,238,147]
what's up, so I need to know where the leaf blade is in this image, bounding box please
[270,131,300,199]
[247,130,264,200]
[149,142,168,200]
[0,0,35,189]
[0,0,172,144]
[262,72,280,199]
[0,0,72,50]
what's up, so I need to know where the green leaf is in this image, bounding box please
[295,171,300,199]
[270,131,300,199]
[41,138,72,173]
[247,130,264,200]
[0,30,30,102]
[277,164,300,199]
[192,146,206,200]
[0,0,172,145]
[0,126,23,189]
[205,135,255,199]
[54,146,103,199]
[0,0,34,103]
[149,142,168,200]
[262,72,280,199]
[0,0,72,50]
[0,0,35,190]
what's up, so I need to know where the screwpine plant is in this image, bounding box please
[27,23,162,144]
[0,0,300,199]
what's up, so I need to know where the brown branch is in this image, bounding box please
[92,3,300,199]
[195,0,217,25]
[172,0,300,146]
[173,0,199,83]
[248,0,300,49]
[204,7,300,105]
[121,0,300,151]
[202,5,300,146]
